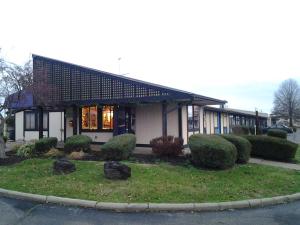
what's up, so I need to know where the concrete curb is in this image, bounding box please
[0,188,299,212]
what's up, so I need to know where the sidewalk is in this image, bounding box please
[249,158,300,171]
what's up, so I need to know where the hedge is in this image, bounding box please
[244,135,298,161]
[101,134,136,160]
[35,137,58,154]
[221,134,251,163]
[150,136,183,157]
[232,126,250,135]
[64,135,92,153]
[189,134,237,169]
[267,129,287,139]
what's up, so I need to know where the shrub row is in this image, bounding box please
[244,135,298,161]
[221,134,251,163]
[64,135,92,153]
[35,137,58,154]
[101,134,136,160]
[267,129,287,139]
[150,136,184,157]
[189,134,237,169]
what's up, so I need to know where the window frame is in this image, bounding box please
[79,105,114,132]
[24,110,49,131]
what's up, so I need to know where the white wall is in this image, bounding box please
[49,112,64,141]
[24,131,48,141]
[15,111,24,141]
[199,106,204,134]
[181,106,188,145]
[167,103,179,137]
[65,108,73,138]
[81,132,113,142]
[135,103,162,145]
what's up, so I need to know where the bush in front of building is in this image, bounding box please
[35,137,58,154]
[244,135,298,161]
[16,143,35,158]
[221,134,251,163]
[232,125,250,135]
[101,134,136,160]
[189,134,237,169]
[64,135,92,153]
[267,129,287,139]
[150,136,184,157]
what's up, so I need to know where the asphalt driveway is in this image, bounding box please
[1,197,300,225]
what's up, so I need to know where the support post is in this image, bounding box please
[178,104,182,138]
[255,110,259,135]
[162,102,168,137]
[72,105,77,135]
[38,106,43,139]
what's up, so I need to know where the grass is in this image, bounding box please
[0,159,299,203]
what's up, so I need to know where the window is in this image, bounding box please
[25,112,36,130]
[81,106,98,130]
[188,105,200,132]
[24,111,48,131]
[102,106,114,130]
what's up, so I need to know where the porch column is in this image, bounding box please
[72,105,78,135]
[113,105,119,136]
[162,102,167,137]
[178,104,182,138]
[38,106,43,139]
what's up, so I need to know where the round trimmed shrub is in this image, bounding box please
[101,134,136,160]
[64,135,92,153]
[150,136,184,157]
[189,134,237,169]
[267,129,287,139]
[221,134,251,163]
[244,135,298,161]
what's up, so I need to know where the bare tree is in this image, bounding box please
[0,51,33,158]
[272,79,300,127]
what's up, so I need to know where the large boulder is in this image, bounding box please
[104,161,131,180]
[53,158,76,175]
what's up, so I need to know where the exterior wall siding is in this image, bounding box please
[135,103,163,145]
[15,111,24,141]
[49,112,64,141]
[181,106,188,145]
[80,132,113,143]
[167,103,179,138]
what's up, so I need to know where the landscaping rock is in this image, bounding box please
[53,158,76,175]
[104,161,131,180]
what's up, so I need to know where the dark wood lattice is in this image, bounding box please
[33,55,190,105]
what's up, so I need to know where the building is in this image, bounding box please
[187,106,268,136]
[7,55,268,145]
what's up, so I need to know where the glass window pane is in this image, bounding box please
[43,113,48,129]
[89,106,98,130]
[30,114,35,129]
[82,107,90,129]
[102,106,113,129]
[25,112,35,130]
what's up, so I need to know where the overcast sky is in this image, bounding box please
[1,0,300,113]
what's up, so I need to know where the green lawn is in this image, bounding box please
[0,159,299,203]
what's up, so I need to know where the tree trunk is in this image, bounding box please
[289,116,293,127]
[0,121,6,159]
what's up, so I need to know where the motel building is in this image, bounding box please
[6,55,268,146]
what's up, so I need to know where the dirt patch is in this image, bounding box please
[0,154,26,166]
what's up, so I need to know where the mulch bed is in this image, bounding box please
[0,151,26,166]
